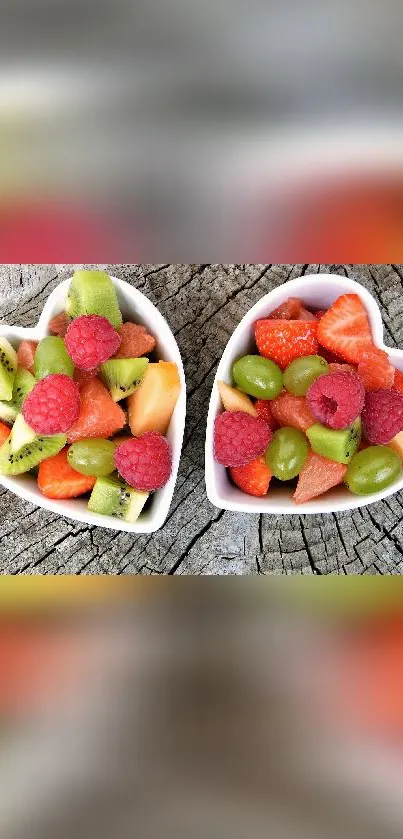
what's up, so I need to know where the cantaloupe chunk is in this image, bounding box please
[388,431,403,462]
[217,381,257,416]
[128,361,180,436]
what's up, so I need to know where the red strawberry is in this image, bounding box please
[357,348,394,391]
[297,306,317,321]
[293,451,347,504]
[229,456,272,497]
[254,399,278,431]
[38,447,96,499]
[254,320,318,369]
[317,294,374,363]
[394,369,403,395]
[268,297,301,319]
[270,392,315,433]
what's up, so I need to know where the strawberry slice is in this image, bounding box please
[394,369,403,395]
[38,448,96,499]
[357,348,394,391]
[317,294,374,364]
[254,320,318,369]
[229,456,272,497]
[293,451,347,504]
[268,297,301,319]
[254,399,278,431]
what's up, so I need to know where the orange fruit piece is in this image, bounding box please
[49,311,70,338]
[67,377,126,443]
[270,392,315,433]
[128,361,180,436]
[293,451,347,504]
[317,294,374,363]
[17,340,38,375]
[0,421,11,447]
[357,348,394,391]
[218,381,257,416]
[38,448,96,499]
[114,322,156,359]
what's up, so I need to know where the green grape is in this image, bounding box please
[266,427,308,480]
[283,355,329,396]
[345,446,402,495]
[68,439,117,477]
[232,355,283,400]
[35,337,74,379]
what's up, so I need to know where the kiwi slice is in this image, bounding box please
[0,338,18,401]
[101,358,149,402]
[66,270,123,329]
[307,417,361,465]
[0,414,66,476]
[0,368,36,424]
[88,476,149,522]
[34,336,74,379]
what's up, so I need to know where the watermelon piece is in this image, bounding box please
[293,451,347,504]
[268,298,301,319]
[115,323,156,359]
[297,306,317,322]
[67,377,126,443]
[73,367,99,390]
[270,392,315,433]
[49,312,70,338]
[17,340,38,375]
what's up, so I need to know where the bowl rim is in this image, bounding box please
[0,275,187,534]
[205,273,403,515]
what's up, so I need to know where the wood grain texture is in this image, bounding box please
[0,263,402,575]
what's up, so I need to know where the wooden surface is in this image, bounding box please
[0,264,403,575]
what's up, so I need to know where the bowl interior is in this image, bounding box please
[0,277,186,534]
[206,274,403,515]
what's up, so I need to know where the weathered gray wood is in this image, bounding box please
[0,264,402,575]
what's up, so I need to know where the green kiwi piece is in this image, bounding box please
[100,358,149,402]
[0,414,66,476]
[306,417,361,465]
[0,338,18,401]
[0,368,36,424]
[88,476,149,522]
[34,337,74,379]
[66,270,123,329]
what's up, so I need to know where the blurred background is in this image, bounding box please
[1,0,403,259]
[2,581,403,838]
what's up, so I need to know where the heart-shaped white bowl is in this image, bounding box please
[205,274,403,515]
[0,276,186,533]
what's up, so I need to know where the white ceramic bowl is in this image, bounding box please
[0,277,186,533]
[205,274,403,515]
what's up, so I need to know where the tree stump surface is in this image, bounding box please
[1,263,402,575]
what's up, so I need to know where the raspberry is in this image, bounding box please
[65,315,121,371]
[307,371,365,430]
[114,432,172,491]
[362,389,403,445]
[23,374,80,435]
[213,411,272,467]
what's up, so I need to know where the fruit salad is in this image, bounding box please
[0,271,181,524]
[213,293,403,504]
